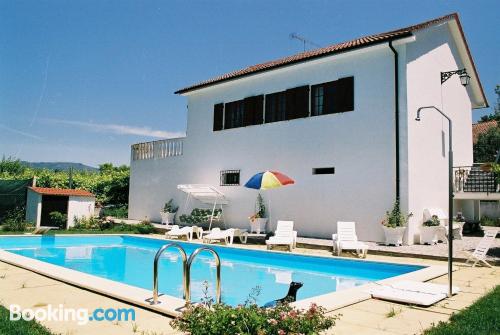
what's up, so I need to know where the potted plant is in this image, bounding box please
[248,193,267,234]
[420,215,441,245]
[160,199,178,225]
[381,200,412,246]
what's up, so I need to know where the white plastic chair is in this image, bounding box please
[465,229,498,268]
[266,221,297,251]
[202,228,248,245]
[332,221,368,258]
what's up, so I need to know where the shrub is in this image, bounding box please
[48,211,67,229]
[133,221,155,234]
[163,199,178,213]
[101,205,128,218]
[171,284,337,335]
[179,208,222,225]
[480,216,500,227]
[0,207,33,232]
[424,215,441,227]
[72,216,101,230]
[381,200,413,228]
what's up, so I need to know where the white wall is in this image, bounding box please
[130,22,476,243]
[405,24,474,243]
[67,196,95,228]
[25,190,42,227]
[130,44,398,241]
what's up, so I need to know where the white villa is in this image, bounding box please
[129,13,491,244]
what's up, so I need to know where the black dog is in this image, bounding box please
[264,282,304,307]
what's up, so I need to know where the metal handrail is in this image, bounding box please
[151,243,188,305]
[185,247,221,304]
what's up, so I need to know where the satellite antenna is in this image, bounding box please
[289,32,321,52]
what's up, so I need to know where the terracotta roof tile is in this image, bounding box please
[176,13,482,96]
[472,120,498,143]
[28,187,95,197]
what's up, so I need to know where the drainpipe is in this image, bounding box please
[389,41,400,202]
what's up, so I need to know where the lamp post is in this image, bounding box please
[415,106,453,297]
[415,68,469,298]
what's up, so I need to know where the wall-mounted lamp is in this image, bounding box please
[441,68,470,87]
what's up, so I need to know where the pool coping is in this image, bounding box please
[0,234,448,316]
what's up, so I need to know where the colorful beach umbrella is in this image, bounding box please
[245,171,294,232]
[244,171,294,190]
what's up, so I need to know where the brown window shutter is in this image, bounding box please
[286,85,309,120]
[213,103,224,131]
[252,95,264,125]
[243,95,264,126]
[224,102,233,129]
[333,76,354,113]
[243,97,253,126]
[323,81,336,115]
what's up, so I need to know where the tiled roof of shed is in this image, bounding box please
[28,187,95,197]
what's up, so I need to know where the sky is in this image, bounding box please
[1,0,498,167]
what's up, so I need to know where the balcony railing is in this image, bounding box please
[453,165,499,193]
[131,138,184,161]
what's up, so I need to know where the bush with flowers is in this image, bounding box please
[170,284,337,335]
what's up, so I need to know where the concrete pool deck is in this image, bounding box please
[0,236,498,335]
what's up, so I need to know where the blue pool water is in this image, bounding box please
[0,235,423,306]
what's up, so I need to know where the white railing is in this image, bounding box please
[131,138,184,161]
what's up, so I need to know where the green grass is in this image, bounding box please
[424,285,500,335]
[0,305,54,335]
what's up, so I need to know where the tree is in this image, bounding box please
[0,156,25,175]
[474,125,500,162]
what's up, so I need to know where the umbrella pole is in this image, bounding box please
[268,196,272,232]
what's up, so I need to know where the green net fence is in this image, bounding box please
[0,179,33,221]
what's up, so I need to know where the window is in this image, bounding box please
[310,76,354,116]
[243,95,264,126]
[285,85,309,120]
[311,85,324,116]
[213,103,224,131]
[265,91,286,123]
[312,167,335,175]
[220,170,240,186]
[224,100,245,129]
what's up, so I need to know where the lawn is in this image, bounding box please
[424,285,500,335]
[0,305,54,335]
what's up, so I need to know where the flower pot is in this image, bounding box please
[160,212,176,225]
[382,226,406,246]
[249,218,268,234]
[420,226,439,245]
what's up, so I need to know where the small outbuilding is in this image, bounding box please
[26,187,95,229]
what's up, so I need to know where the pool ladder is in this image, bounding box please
[150,243,221,305]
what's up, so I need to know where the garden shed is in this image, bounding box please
[26,187,95,229]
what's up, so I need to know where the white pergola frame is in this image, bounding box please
[177,184,228,230]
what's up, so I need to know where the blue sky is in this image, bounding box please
[1,0,498,166]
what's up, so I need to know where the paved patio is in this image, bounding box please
[297,234,500,265]
[0,238,498,335]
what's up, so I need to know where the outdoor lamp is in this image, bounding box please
[459,72,471,87]
[441,68,470,87]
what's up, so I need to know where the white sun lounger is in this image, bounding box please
[165,225,202,241]
[203,228,248,245]
[332,221,369,258]
[266,221,297,251]
[465,229,498,268]
[367,280,460,307]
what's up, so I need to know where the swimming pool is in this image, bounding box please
[0,235,426,307]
